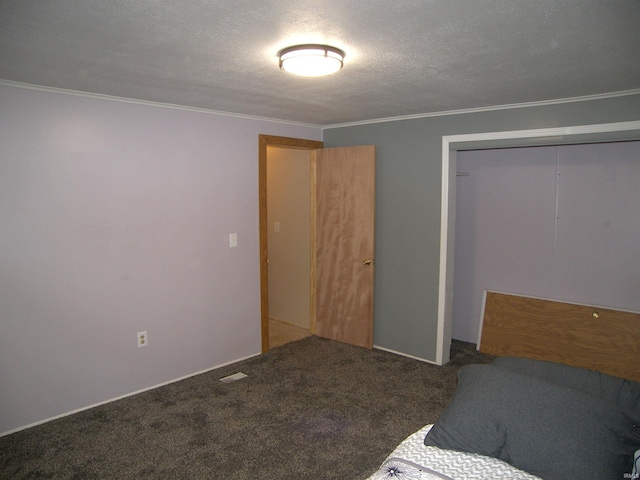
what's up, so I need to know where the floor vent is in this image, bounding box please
[219,372,248,383]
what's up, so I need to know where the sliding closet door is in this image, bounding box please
[452,146,557,343]
[552,141,640,310]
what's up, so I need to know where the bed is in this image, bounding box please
[366,292,640,480]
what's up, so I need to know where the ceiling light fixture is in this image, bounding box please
[279,44,345,77]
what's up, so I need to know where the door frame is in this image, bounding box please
[259,135,323,353]
[436,120,640,365]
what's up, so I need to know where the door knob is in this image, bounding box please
[362,259,373,265]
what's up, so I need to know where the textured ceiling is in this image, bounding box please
[1,1,639,126]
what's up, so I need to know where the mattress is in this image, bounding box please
[366,425,542,480]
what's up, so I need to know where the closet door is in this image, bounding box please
[553,141,640,310]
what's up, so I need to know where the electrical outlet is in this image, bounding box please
[137,331,148,348]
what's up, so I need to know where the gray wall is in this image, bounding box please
[324,94,640,361]
[453,142,640,344]
[0,84,321,434]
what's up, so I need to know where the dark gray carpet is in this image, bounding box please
[0,336,493,479]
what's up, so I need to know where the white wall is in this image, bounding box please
[0,84,321,435]
[452,141,640,343]
[266,146,311,329]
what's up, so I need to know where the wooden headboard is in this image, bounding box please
[479,291,640,383]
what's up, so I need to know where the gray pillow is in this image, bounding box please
[424,364,640,480]
[492,356,640,418]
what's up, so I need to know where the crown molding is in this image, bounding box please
[3,79,638,130]
[323,89,640,130]
[0,79,322,129]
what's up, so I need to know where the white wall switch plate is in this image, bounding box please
[274,222,280,233]
[229,233,237,248]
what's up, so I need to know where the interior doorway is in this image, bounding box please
[259,136,377,353]
[266,145,313,348]
[259,135,323,352]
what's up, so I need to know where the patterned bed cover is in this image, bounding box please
[366,425,542,480]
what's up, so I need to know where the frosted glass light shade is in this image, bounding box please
[279,45,345,77]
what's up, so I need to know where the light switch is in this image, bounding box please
[229,233,237,248]
[274,222,280,234]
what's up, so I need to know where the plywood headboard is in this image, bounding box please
[479,291,640,383]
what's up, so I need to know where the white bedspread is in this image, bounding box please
[366,425,542,480]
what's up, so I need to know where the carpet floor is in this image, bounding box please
[0,336,493,479]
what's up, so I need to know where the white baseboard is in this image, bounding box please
[373,345,436,365]
[0,352,261,438]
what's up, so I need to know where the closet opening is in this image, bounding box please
[436,121,640,364]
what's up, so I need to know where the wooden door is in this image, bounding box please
[313,145,376,348]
